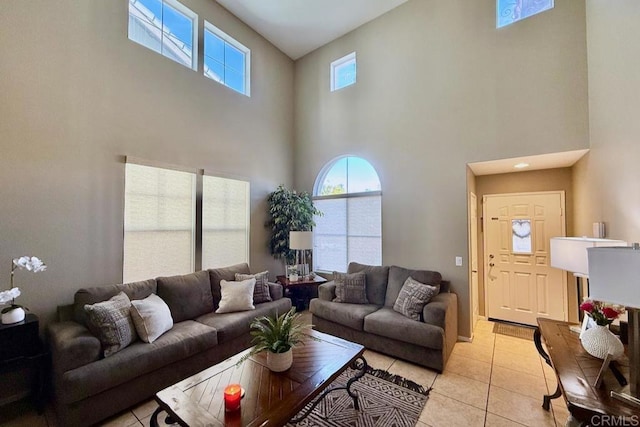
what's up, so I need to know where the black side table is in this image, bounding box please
[0,313,48,412]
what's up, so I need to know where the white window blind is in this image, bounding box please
[124,163,196,282]
[313,195,381,272]
[202,175,250,269]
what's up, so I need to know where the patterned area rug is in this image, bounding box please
[493,322,535,341]
[286,365,430,427]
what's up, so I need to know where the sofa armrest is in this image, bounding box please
[268,282,284,300]
[317,281,336,301]
[423,292,458,363]
[47,321,101,374]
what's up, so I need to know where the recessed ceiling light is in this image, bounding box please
[514,163,530,169]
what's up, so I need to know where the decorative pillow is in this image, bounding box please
[393,277,439,321]
[235,271,272,304]
[84,292,137,357]
[215,278,256,313]
[130,293,174,343]
[333,272,368,304]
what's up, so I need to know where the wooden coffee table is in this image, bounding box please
[151,330,366,427]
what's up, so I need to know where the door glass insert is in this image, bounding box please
[512,219,532,254]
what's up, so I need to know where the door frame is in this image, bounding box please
[468,192,479,336]
[482,190,568,323]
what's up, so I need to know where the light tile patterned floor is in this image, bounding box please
[1,319,570,427]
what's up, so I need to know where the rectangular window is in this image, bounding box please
[128,0,198,70]
[497,0,554,28]
[124,161,250,282]
[124,163,196,282]
[313,194,381,272]
[204,21,251,96]
[202,175,250,269]
[331,52,356,92]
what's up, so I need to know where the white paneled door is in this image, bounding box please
[484,192,567,326]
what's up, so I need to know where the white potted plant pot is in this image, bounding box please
[580,324,625,360]
[2,307,25,324]
[267,349,293,372]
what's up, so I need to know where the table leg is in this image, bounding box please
[289,356,368,423]
[534,327,562,410]
[542,385,562,411]
[150,406,177,426]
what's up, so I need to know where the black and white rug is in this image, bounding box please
[287,365,430,427]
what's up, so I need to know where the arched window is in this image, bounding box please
[313,156,382,272]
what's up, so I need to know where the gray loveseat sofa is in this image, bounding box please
[46,263,291,426]
[310,262,457,372]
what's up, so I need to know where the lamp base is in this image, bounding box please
[610,391,640,409]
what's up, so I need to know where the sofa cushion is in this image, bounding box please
[236,271,272,304]
[84,292,138,358]
[156,271,214,323]
[208,263,251,308]
[130,293,174,343]
[60,320,218,404]
[74,279,157,326]
[309,299,379,331]
[197,298,292,343]
[385,266,442,307]
[347,262,389,306]
[393,277,439,321]
[364,307,443,349]
[215,279,256,314]
[333,272,368,304]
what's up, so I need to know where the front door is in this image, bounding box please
[484,192,567,325]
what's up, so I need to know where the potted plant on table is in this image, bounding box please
[579,299,625,360]
[240,308,312,372]
[1,256,47,324]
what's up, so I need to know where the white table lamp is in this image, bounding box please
[289,231,313,279]
[588,244,640,408]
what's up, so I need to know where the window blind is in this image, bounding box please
[124,163,196,282]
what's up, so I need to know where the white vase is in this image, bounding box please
[580,324,625,360]
[267,349,293,372]
[1,307,25,324]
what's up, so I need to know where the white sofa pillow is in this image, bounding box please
[130,293,174,343]
[215,278,256,313]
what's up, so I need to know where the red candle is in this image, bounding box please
[224,384,242,412]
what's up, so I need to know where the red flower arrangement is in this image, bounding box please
[579,299,625,326]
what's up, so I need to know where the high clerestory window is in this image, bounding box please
[497,0,554,28]
[204,21,251,96]
[128,0,198,70]
[123,160,249,282]
[313,156,382,272]
[330,52,356,92]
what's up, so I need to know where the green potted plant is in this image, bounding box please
[241,308,311,372]
[266,185,321,264]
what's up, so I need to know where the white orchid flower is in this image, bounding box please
[12,256,47,273]
[0,287,21,304]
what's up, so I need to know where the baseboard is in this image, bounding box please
[457,335,472,342]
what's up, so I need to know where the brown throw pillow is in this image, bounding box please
[393,277,439,321]
[333,272,368,304]
[235,271,272,304]
[84,292,137,357]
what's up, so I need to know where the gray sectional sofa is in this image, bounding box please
[310,262,458,372]
[46,263,291,426]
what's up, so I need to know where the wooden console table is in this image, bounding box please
[276,275,327,312]
[535,318,637,424]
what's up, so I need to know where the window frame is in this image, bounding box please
[330,52,357,92]
[204,21,251,96]
[128,0,199,71]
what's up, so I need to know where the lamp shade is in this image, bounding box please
[289,231,313,250]
[587,246,640,309]
[550,237,626,277]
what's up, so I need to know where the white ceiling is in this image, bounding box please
[468,149,590,176]
[216,0,409,60]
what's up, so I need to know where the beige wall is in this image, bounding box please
[0,1,294,327]
[573,2,640,243]
[474,168,575,321]
[294,0,588,337]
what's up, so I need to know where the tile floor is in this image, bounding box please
[0,318,570,427]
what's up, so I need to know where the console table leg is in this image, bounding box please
[542,384,562,411]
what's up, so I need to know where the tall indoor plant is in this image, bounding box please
[266,185,321,264]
